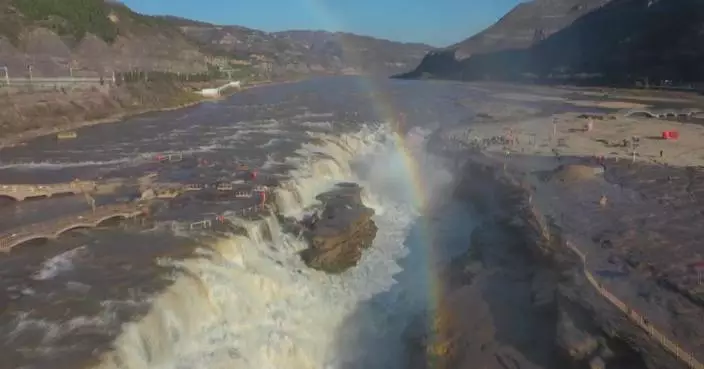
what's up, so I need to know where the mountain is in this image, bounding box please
[0,0,433,79]
[172,22,433,77]
[272,30,432,75]
[397,0,704,85]
[449,0,611,60]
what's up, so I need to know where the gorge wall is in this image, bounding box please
[403,153,687,369]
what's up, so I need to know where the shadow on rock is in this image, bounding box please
[397,217,564,369]
[473,220,561,369]
[329,201,477,369]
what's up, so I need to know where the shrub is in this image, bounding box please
[13,0,118,42]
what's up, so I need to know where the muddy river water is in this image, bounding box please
[0,77,583,369]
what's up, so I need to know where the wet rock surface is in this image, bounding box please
[300,183,378,273]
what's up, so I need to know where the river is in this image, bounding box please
[0,76,531,369]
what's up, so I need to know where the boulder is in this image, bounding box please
[300,183,378,273]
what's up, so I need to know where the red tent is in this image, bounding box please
[662,131,680,140]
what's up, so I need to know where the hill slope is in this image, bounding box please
[273,30,432,75]
[0,1,433,79]
[0,0,211,76]
[449,0,610,59]
[172,21,433,77]
[398,0,704,85]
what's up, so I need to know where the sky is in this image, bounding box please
[119,0,526,47]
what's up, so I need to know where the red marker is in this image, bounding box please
[259,190,267,205]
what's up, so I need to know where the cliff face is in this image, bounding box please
[299,183,378,274]
[399,0,704,85]
[404,156,682,369]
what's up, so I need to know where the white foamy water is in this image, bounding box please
[95,124,457,369]
[32,245,87,281]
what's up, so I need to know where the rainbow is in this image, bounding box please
[385,94,451,363]
[301,0,450,362]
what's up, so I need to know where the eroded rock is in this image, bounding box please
[299,183,378,273]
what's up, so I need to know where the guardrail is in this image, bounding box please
[170,204,270,232]
[564,241,703,368]
[491,154,704,369]
[0,181,97,201]
[3,77,107,84]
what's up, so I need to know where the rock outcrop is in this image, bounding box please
[403,155,673,369]
[299,183,378,273]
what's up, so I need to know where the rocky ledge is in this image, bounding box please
[298,182,378,273]
[404,155,683,369]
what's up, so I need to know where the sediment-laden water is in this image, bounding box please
[0,76,565,369]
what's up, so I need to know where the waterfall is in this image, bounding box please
[93,123,460,369]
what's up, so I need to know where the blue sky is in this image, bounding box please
[120,0,526,47]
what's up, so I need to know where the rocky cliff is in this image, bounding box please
[403,156,686,369]
[299,183,378,274]
[398,0,704,85]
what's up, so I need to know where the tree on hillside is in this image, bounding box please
[12,0,118,42]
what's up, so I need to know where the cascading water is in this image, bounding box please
[94,123,460,369]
